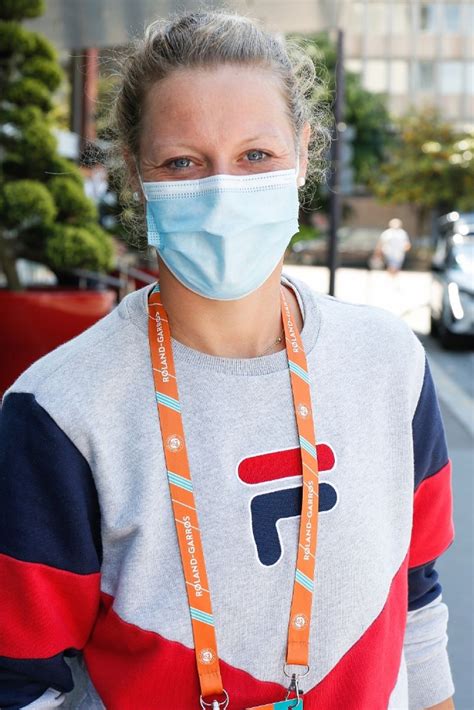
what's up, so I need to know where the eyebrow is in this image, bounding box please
[149,133,287,155]
[237,133,286,144]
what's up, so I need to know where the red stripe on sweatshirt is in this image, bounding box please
[0,552,100,658]
[409,460,454,569]
[84,592,284,710]
[83,555,408,709]
[238,444,335,485]
[303,552,408,709]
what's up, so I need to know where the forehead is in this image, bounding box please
[140,64,294,151]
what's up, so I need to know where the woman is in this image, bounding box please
[0,10,455,710]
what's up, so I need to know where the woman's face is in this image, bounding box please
[138,64,310,183]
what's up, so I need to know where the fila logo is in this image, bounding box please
[238,445,338,566]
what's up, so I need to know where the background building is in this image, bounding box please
[27,0,474,131]
[340,1,474,129]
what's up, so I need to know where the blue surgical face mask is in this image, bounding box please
[139,165,300,301]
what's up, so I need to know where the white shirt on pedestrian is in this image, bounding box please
[379,227,410,259]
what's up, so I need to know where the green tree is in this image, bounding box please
[0,0,114,290]
[372,108,474,237]
[287,32,392,242]
[295,32,392,188]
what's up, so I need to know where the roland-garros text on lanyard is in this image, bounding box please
[148,280,320,709]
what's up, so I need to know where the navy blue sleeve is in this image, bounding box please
[408,357,454,612]
[408,560,442,612]
[0,392,102,709]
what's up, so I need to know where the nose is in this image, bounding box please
[207,158,233,177]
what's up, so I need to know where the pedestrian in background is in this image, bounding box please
[0,10,455,710]
[374,218,412,276]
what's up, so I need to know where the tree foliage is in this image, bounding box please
[0,0,114,289]
[0,0,44,21]
[289,31,393,223]
[371,108,474,235]
[295,32,392,183]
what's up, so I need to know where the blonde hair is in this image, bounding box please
[105,9,331,248]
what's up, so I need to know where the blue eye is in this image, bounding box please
[247,150,266,162]
[170,158,193,169]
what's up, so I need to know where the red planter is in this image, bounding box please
[0,288,117,396]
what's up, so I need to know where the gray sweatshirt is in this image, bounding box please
[0,271,455,709]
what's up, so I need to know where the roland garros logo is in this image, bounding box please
[199,649,215,665]
[154,309,171,384]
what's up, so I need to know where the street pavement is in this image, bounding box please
[284,264,474,708]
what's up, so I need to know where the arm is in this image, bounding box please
[404,356,455,710]
[0,392,102,709]
[403,230,412,251]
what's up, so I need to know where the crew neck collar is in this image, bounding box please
[126,270,320,376]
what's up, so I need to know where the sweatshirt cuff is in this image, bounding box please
[407,647,455,709]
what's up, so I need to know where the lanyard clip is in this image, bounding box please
[285,673,300,699]
[199,690,229,709]
[283,664,309,700]
[285,673,299,700]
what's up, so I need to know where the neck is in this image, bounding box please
[156,256,303,358]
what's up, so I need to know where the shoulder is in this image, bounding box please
[319,290,421,349]
[297,273,419,345]
[298,279,426,415]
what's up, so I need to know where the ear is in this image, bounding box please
[297,121,311,185]
[124,148,143,201]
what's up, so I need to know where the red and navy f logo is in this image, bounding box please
[238,445,338,566]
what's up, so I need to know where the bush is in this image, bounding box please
[46,225,114,272]
[0,0,44,21]
[22,56,62,92]
[46,156,85,187]
[0,0,115,290]
[0,180,56,230]
[48,177,98,223]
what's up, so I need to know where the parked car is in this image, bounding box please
[430,233,474,348]
[290,226,434,270]
[436,211,474,245]
[290,227,382,267]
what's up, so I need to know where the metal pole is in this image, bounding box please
[69,48,99,158]
[328,28,345,297]
[82,48,99,148]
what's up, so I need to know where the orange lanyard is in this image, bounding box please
[148,281,320,708]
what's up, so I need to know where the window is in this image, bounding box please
[417,61,435,91]
[366,3,388,34]
[342,1,365,34]
[440,61,463,94]
[390,61,409,94]
[346,59,362,75]
[419,3,438,31]
[365,60,388,93]
[462,3,474,35]
[392,3,411,33]
[443,4,461,32]
[467,62,474,95]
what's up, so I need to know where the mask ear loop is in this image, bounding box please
[133,156,148,203]
[295,153,306,188]
[133,156,162,248]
